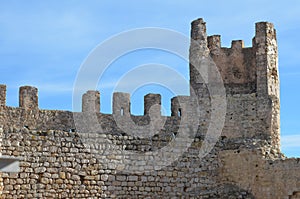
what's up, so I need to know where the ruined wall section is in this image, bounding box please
[219,149,300,199]
[1,128,257,198]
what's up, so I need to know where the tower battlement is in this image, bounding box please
[190,18,280,150]
[190,18,279,96]
[0,85,188,118]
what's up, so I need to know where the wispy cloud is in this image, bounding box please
[281,134,300,157]
[281,134,300,148]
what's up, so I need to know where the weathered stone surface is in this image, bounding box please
[0,18,298,199]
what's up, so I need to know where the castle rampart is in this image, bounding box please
[0,18,298,198]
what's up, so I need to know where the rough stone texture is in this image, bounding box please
[113,92,130,116]
[0,18,299,198]
[82,91,100,113]
[19,86,38,110]
[0,85,6,108]
[0,126,3,196]
[1,129,103,198]
[144,93,161,116]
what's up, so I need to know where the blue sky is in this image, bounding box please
[0,0,299,157]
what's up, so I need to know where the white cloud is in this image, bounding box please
[281,134,300,148]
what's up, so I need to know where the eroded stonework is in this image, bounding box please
[0,18,299,198]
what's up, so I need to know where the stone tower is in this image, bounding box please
[189,18,280,150]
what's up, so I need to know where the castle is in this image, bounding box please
[0,18,299,198]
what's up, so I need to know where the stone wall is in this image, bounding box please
[1,128,259,198]
[0,126,3,196]
[1,128,104,198]
[189,18,280,150]
[0,18,299,198]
